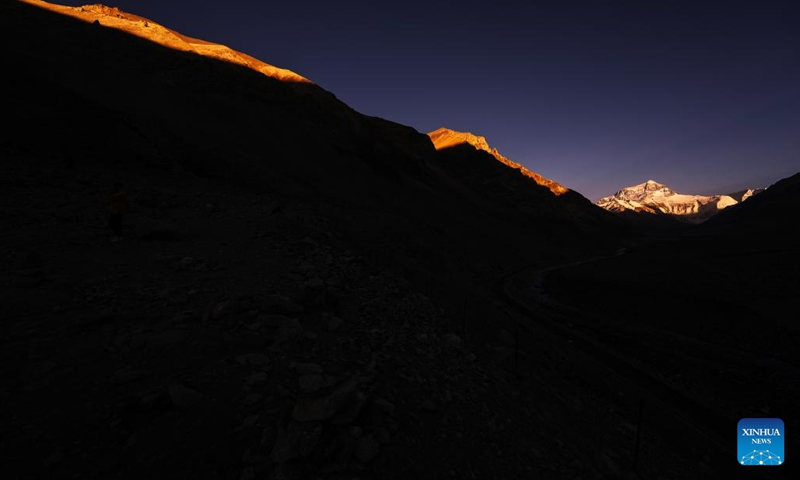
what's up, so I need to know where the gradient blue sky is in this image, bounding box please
[58,0,799,201]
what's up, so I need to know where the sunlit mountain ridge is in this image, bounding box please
[428,128,569,196]
[20,0,312,84]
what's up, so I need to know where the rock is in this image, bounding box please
[374,398,396,415]
[138,219,181,241]
[129,334,147,350]
[270,421,323,463]
[145,329,186,350]
[111,367,152,385]
[331,391,367,425]
[304,277,325,290]
[256,314,295,328]
[290,362,322,375]
[208,299,234,320]
[168,383,207,410]
[239,467,255,480]
[497,329,516,346]
[301,236,318,249]
[421,400,437,411]
[485,345,513,365]
[270,463,307,480]
[323,429,357,467]
[261,426,277,446]
[592,450,621,480]
[14,272,43,288]
[266,203,283,216]
[259,294,301,314]
[375,427,391,444]
[180,257,195,269]
[292,376,360,422]
[326,316,344,332]
[235,331,273,348]
[270,318,303,346]
[140,391,163,408]
[245,372,268,386]
[298,374,324,393]
[299,278,327,308]
[236,415,260,431]
[236,353,270,367]
[15,252,44,288]
[42,447,65,467]
[241,393,263,406]
[354,434,380,463]
[443,333,462,346]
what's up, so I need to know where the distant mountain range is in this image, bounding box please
[595,180,766,224]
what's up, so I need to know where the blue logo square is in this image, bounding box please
[738,418,784,466]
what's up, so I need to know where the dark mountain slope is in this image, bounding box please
[0,3,664,480]
[429,141,631,238]
[2,0,626,290]
[700,172,800,238]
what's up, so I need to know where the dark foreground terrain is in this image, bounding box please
[3,155,797,480]
[0,154,626,480]
[535,232,799,479]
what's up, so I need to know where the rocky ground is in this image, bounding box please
[541,236,800,421]
[2,154,720,480]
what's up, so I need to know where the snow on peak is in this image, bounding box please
[596,180,753,224]
[612,180,675,200]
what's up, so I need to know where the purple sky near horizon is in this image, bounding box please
[57,0,799,201]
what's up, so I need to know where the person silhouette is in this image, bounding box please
[105,182,129,242]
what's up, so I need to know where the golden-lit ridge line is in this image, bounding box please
[427,128,569,196]
[20,0,312,84]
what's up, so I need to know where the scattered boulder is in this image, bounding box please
[354,433,381,463]
[292,376,361,423]
[331,391,367,425]
[270,421,323,463]
[168,383,208,410]
[236,353,270,367]
[259,294,302,315]
[298,374,324,394]
[111,367,152,385]
[14,251,45,288]
[290,362,323,375]
[245,371,268,386]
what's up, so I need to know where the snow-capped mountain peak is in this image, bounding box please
[596,180,760,224]
[613,180,675,200]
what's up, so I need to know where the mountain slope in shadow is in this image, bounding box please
[2,0,626,287]
[699,172,800,240]
[426,128,631,239]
